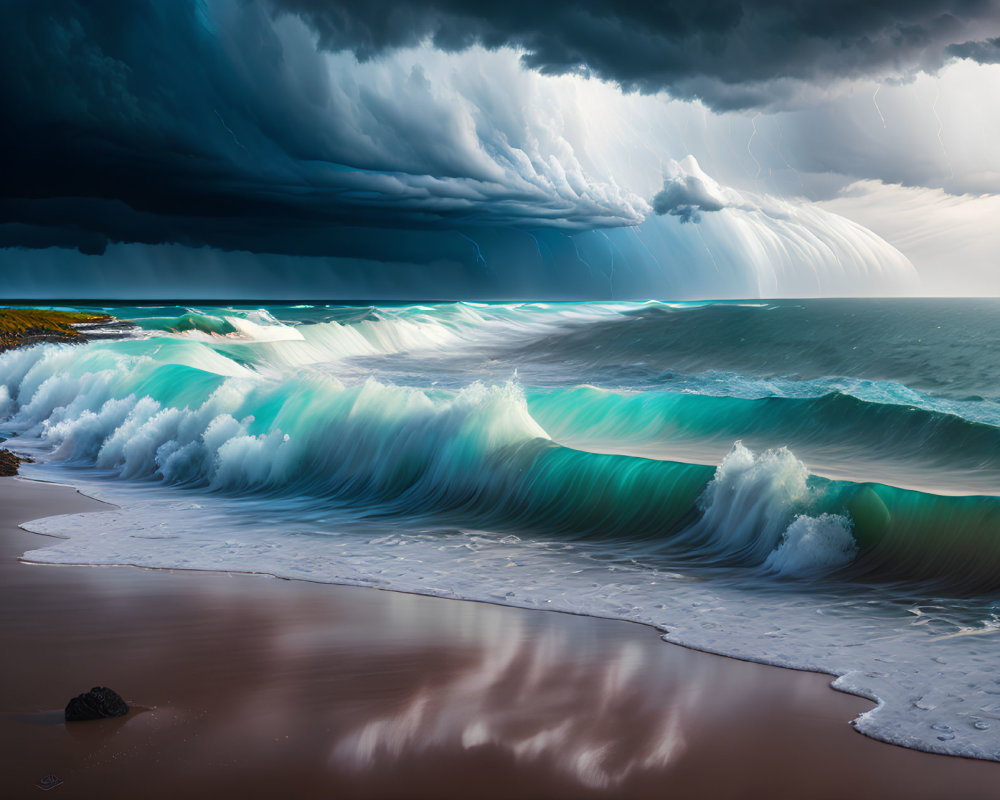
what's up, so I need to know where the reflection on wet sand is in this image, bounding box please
[331,615,699,789]
[4,479,999,799]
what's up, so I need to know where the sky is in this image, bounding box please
[3,0,1000,299]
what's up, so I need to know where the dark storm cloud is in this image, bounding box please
[3,0,999,261]
[0,0,641,259]
[947,36,1000,62]
[273,0,1000,110]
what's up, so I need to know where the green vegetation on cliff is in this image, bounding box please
[0,308,111,351]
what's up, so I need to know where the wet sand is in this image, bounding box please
[0,477,997,799]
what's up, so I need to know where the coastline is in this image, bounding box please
[0,308,115,352]
[1,477,998,798]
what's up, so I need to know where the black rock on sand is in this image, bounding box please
[65,687,129,722]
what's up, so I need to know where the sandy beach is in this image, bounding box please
[1,476,997,799]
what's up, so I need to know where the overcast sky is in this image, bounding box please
[3,0,999,297]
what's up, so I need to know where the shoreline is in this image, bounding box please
[2,476,999,798]
[8,478,882,720]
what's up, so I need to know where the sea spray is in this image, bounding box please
[764,514,858,575]
[669,441,857,576]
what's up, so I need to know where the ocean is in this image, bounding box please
[2,299,999,760]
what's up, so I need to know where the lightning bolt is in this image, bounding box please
[747,113,762,181]
[570,236,596,282]
[630,225,665,272]
[519,229,544,260]
[872,86,887,129]
[694,225,721,274]
[214,109,247,152]
[930,84,954,184]
[599,230,617,297]
[457,232,489,270]
[774,119,806,195]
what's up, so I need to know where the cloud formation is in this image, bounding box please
[947,36,1000,63]
[0,0,977,297]
[274,0,1000,110]
[818,180,1000,296]
[0,0,646,257]
[651,158,751,222]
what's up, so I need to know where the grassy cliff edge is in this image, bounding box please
[0,308,112,352]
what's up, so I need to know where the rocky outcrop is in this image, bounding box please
[0,308,114,353]
[0,448,22,476]
[65,686,129,722]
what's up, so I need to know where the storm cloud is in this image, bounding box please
[274,0,1000,110]
[0,0,645,258]
[0,0,995,297]
[947,36,1000,62]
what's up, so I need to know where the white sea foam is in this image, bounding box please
[2,339,549,501]
[675,442,858,575]
[688,442,811,559]
[224,312,305,342]
[764,513,858,575]
[16,467,1000,763]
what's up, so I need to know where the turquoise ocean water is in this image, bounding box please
[2,299,1000,759]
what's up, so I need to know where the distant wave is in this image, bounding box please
[530,386,1000,493]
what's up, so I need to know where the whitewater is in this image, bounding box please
[2,299,999,760]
